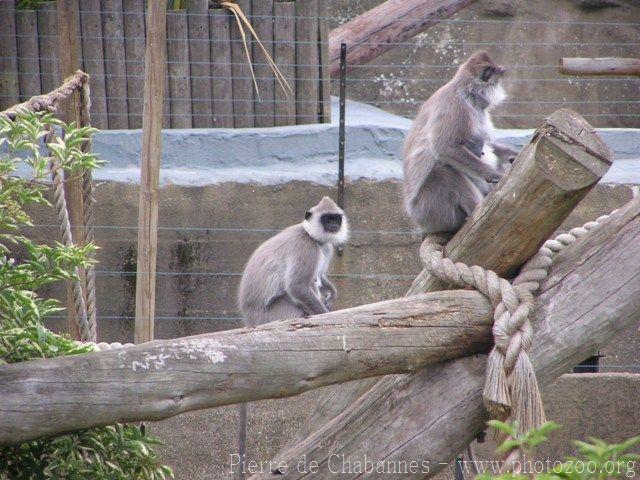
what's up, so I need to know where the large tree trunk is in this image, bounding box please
[328,0,477,77]
[286,108,612,446]
[250,194,640,480]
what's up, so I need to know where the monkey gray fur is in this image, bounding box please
[402,50,519,236]
[238,196,348,327]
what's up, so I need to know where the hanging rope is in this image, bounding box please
[45,127,93,342]
[419,211,616,438]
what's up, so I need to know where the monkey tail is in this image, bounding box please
[237,403,247,480]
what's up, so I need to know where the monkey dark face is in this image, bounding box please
[320,213,342,233]
[463,51,505,85]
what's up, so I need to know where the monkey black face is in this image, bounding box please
[319,213,343,233]
[480,65,505,83]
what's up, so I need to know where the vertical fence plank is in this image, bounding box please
[79,0,108,129]
[123,0,146,129]
[273,1,295,126]
[317,0,331,123]
[102,0,128,129]
[0,2,19,110]
[135,0,166,344]
[295,0,318,125]
[167,9,192,128]
[210,8,234,128]
[37,2,60,94]
[229,0,254,128]
[251,0,274,127]
[15,9,41,101]
[186,0,213,128]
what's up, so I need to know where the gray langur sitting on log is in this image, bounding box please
[402,50,519,237]
[238,195,349,326]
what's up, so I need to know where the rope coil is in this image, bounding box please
[420,211,616,436]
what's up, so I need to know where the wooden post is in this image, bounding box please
[167,9,192,128]
[37,2,60,93]
[102,0,128,129]
[15,9,42,101]
[559,57,640,76]
[210,8,234,128]
[273,1,295,126]
[328,0,476,77]
[0,1,20,110]
[295,0,319,125]
[251,0,275,127]
[79,0,108,129]
[282,108,613,449]
[186,0,214,128]
[317,0,331,123]
[123,0,146,129]
[134,0,166,344]
[56,0,88,341]
[230,0,254,128]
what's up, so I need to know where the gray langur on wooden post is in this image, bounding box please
[234,196,349,479]
[402,50,519,237]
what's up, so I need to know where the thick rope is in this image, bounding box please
[46,127,93,342]
[420,211,615,437]
[79,81,98,340]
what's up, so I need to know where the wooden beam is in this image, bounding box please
[559,57,640,76]
[0,292,494,445]
[249,195,640,480]
[328,0,476,77]
[286,108,612,445]
[134,0,166,344]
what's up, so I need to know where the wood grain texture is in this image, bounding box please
[186,0,213,127]
[0,292,494,444]
[317,0,331,123]
[210,8,234,128]
[134,0,166,344]
[294,0,318,125]
[0,1,20,110]
[122,0,146,129]
[37,2,60,94]
[15,9,42,101]
[252,0,275,127]
[249,195,640,480]
[281,108,613,452]
[79,0,108,129]
[167,9,192,128]
[328,0,476,77]
[273,1,295,126]
[102,0,128,128]
[559,57,640,76]
[230,0,254,128]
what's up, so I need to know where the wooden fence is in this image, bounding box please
[0,0,331,129]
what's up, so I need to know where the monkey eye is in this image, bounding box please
[481,66,495,82]
[304,211,312,220]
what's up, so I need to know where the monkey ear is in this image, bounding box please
[304,211,312,220]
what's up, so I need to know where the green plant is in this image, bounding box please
[15,0,50,10]
[477,421,639,480]
[0,111,173,479]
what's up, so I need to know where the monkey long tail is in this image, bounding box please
[237,403,247,480]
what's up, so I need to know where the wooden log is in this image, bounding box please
[295,0,318,125]
[166,9,192,128]
[134,0,166,344]
[209,8,234,128]
[273,1,295,126]
[57,0,87,341]
[0,291,495,444]
[284,108,613,448]
[123,0,146,129]
[15,9,42,101]
[559,57,640,76]
[102,0,128,129]
[79,0,108,129]
[230,0,254,128]
[328,0,476,77]
[250,195,640,480]
[0,1,20,110]
[37,2,60,94]
[185,0,213,128]
[317,0,331,123]
[251,0,274,127]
